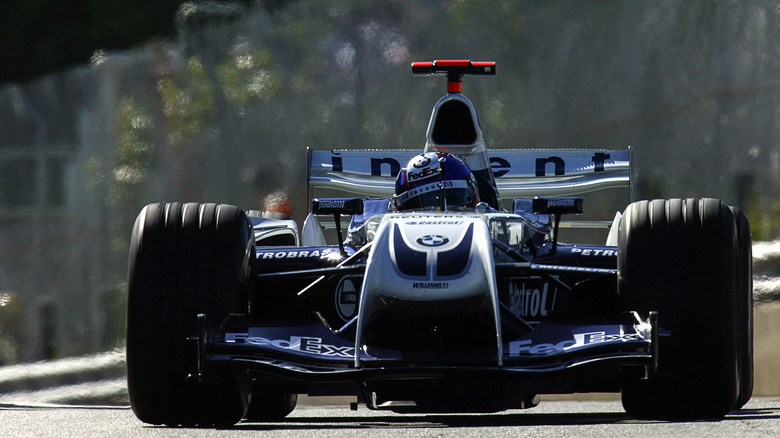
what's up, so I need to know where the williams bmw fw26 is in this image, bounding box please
[126,60,753,426]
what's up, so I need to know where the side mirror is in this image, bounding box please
[532,197,584,255]
[310,198,364,257]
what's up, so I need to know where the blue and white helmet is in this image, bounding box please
[394,152,480,211]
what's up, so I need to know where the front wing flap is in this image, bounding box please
[203,315,656,381]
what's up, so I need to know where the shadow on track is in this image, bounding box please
[225,407,780,431]
[231,412,631,431]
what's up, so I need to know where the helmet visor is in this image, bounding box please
[396,180,476,211]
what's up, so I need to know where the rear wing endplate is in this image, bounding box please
[308,148,632,202]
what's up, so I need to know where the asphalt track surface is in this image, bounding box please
[2,397,779,437]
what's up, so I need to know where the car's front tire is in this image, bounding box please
[618,198,739,420]
[126,203,254,426]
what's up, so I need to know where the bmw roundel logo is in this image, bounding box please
[417,234,449,247]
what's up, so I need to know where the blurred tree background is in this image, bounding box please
[1,0,780,363]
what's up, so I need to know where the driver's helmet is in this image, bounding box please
[394,152,480,211]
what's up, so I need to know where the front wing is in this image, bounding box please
[198,313,656,390]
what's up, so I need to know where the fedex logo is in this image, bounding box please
[408,165,441,181]
[508,330,645,356]
[225,334,354,358]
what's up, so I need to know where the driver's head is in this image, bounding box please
[394,152,479,211]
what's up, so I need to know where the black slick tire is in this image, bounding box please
[126,203,254,426]
[618,198,739,420]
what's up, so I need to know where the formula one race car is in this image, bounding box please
[126,60,753,426]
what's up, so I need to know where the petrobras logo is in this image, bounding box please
[416,234,449,247]
[570,248,616,257]
[258,248,335,259]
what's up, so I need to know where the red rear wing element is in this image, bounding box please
[412,60,496,93]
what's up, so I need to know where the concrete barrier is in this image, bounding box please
[754,302,780,396]
[0,348,126,405]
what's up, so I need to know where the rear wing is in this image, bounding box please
[308,148,632,202]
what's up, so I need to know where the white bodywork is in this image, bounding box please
[354,213,502,366]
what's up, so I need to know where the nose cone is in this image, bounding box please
[354,214,502,357]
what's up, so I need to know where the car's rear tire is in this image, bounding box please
[618,198,739,420]
[126,203,254,426]
[731,206,754,410]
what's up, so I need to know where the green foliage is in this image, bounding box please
[159,57,216,149]
[217,48,282,106]
[746,196,780,242]
[114,97,156,194]
[108,97,156,254]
